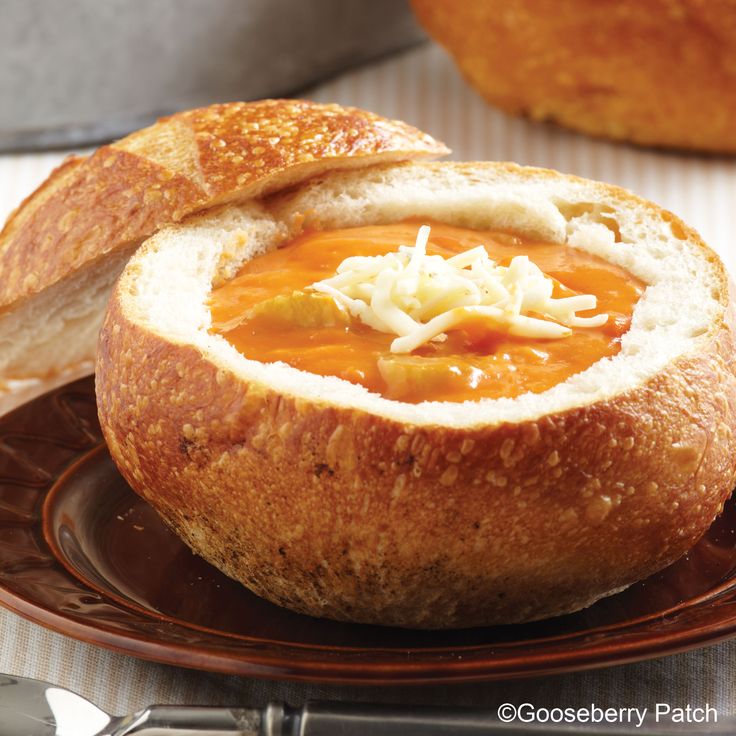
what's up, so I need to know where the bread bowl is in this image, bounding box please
[96,160,736,629]
[411,0,736,153]
[0,100,445,412]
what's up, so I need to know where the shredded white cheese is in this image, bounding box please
[309,225,607,354]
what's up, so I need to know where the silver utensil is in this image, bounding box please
[0,672,732,735]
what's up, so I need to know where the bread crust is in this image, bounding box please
[411,0,736,153]
[96,162,736,629]
[0,100,445,404]
[0,100,446,317]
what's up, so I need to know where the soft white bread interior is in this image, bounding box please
[97,162,736,628]
[0,100,446,414]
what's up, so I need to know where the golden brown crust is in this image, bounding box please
[96,299,736,628]
[0,100,447,313]
[411,0,736,153]
[96,163,736,629]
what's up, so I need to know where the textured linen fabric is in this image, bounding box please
[0,42,735,719]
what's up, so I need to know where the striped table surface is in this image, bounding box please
[0,42,734,717]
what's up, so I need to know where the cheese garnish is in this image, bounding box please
[309,225,607,354]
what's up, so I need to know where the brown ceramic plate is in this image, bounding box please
[1,377,736,684]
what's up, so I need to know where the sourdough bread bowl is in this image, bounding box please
[96,160,736,629]
[411,0,736,153]
[0,100,445,412]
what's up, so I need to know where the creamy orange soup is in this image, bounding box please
[209,221,644,403]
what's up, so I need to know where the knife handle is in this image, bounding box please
[270,702,719,736]
[112,702,500,736]
[271,702,530,736]
[112,701,717,735]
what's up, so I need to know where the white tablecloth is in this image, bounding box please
[1,43,735,719]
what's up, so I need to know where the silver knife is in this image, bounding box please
[0,673,732,735]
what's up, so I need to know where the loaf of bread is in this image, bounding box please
[411,0,736,152]
[96,160,736,628]
[0,100,446,412]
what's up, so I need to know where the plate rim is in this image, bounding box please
[2,580,736,684]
